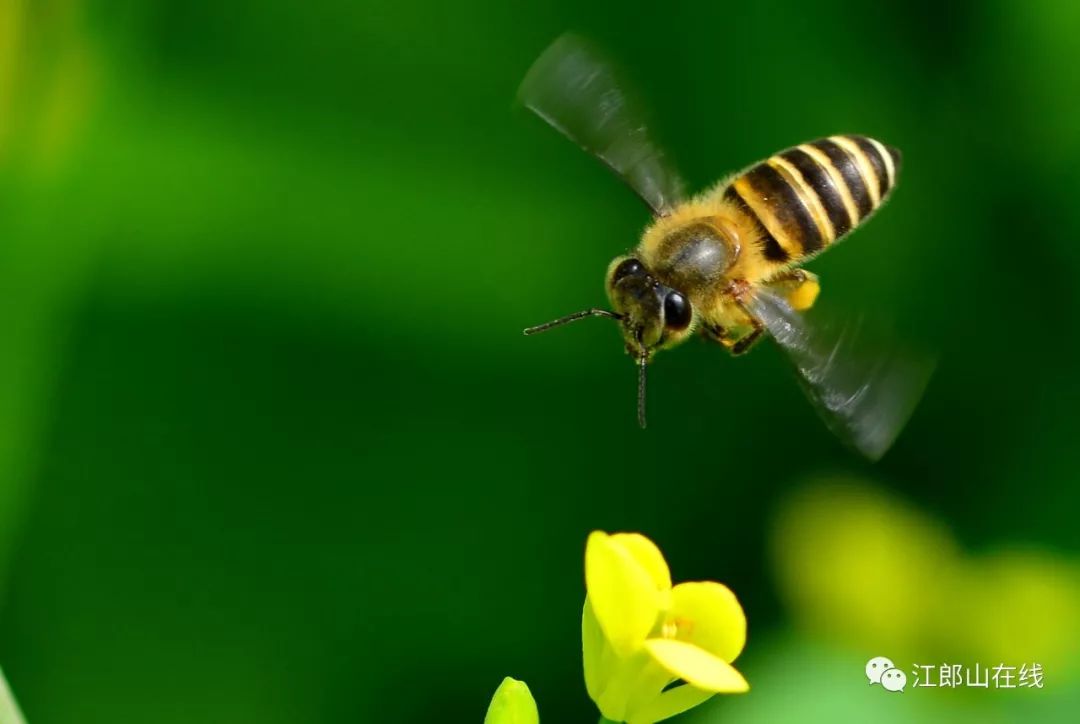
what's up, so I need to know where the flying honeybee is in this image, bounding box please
[520,33,932,459]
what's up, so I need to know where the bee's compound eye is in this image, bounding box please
[612,258,644,284]
[663,291,691,330]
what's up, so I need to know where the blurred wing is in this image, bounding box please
[517,33,687,216]
[746,288,934,461]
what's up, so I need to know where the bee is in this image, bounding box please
[519,33,932,459]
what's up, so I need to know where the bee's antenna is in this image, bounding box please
[523,308,622,336]
[637,352,648,429]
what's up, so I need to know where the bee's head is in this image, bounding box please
[605,256,695,358]
[522,256,694,429]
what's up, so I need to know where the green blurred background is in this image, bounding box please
[1,1,1080,722]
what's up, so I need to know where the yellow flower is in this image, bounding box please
[582,531,749,724]
[484,677,539,724]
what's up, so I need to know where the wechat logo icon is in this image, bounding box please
[867,656,906,693]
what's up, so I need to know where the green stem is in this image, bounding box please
[0,666,26,724]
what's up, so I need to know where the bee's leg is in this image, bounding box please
[702,322,725,343]
[702,319,763,356]
[730,320,764,356]
[765,268,820,311]
[716,271,816,356]
[702,278,768,355]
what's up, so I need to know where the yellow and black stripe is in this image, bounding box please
[724,134,900,264]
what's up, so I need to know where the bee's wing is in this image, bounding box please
[746,287,934,461]
[517,33,687,216]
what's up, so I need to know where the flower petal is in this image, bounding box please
[622,658,679,723]
[484,677,539,724]
[610,533,672,594]
[582,597,609,702]
[596,649,658,723]
[668,581,747,662]
[644,639,749,693]
[586,531,660,655]
[628,684,715,724]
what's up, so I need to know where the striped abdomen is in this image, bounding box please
[723,134,901,265]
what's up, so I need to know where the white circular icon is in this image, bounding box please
[865,656,895,685]
[881,667,907,692]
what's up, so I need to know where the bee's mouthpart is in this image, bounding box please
[637,350,648,430]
